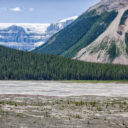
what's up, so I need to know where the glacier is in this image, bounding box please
[0,16,77,51]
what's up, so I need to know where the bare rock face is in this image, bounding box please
[88,0,128,13]
[74,0,128,65]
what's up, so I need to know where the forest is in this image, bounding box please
[0,46,128,80]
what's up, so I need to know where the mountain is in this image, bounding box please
[0,16,77,51]
[0,46,128,80]
[46,16,78,33]
[0,23,49,51]
[34,0,128,65]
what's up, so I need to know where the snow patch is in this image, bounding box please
[59,16,78,23]
[34,42,45,47]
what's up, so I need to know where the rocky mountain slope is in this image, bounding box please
[34,0,128,65]
[0,16,77,51]
[75,0,128,65]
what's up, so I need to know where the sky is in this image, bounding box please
[0,0,101,23]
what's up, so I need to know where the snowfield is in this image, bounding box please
[0,23,50,34]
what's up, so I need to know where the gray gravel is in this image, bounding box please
[0,81,128,97]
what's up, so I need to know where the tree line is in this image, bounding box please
[0,46,128,80]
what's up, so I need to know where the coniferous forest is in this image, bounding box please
[0,46,128,80]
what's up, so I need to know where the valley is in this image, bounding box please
[0,0,128,127]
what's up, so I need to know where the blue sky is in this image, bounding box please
[0,0,100,23]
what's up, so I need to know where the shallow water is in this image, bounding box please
[0,81,128,97]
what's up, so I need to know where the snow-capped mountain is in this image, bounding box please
[46,16,78,34]
[0,16,77,51]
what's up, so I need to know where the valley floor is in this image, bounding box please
[0,81,128,128]
[0,95,128,128]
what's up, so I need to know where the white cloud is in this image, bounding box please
[29,8,34,12]
[11,7,21,12]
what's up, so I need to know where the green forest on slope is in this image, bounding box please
[0,46,128,80]
[34,10,118,58]
[125,33,128,54]
[120,9,128,25]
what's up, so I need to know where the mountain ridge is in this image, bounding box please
[34,0,128,65]
[75,7,128,65]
